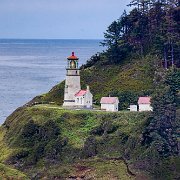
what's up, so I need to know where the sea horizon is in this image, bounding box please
[0,38,103,40]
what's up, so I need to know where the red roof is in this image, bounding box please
[138,97,151,104]
[67,52,79,60]
[75,90,87,97]
[100,97,119,104]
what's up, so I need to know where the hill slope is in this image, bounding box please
[0,53,179,179]
[28,55,156,107]
[0,105,151,179]
[0,163,28,179]
[1,105,179,179]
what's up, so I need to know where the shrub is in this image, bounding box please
[82,136,97,158]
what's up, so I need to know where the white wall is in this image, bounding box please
[139,104,153,112]
[66,69,80,76]
[130,105,138,111]
[101,103,118,112]
[84,91,93,108]
[75,96,84,106]
[63,71,81,106]
[75,91,93,108]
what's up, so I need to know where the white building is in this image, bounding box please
[138,97,153,112]
[100,97,119,112]
[63,52,93,109]
[75,86,93,109]
[129,105,138,111]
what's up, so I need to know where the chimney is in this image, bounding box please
[87,85,90,91]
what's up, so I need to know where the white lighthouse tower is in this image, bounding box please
[63,52,81,107]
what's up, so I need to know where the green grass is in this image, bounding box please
[28,106,149,148]
[0,106,150,178]
[0,163,28,179]
[0,127,13,162]
[81,158,134,180]
[23,158,135,179]
[0,104,178,179]
[27,55,156,107]
[2,105,149,150]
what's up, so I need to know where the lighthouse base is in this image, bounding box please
[63,100,76,107]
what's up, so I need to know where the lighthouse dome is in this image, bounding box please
[67,52,79,60]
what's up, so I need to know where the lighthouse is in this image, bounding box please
[63,52,81,107]
[63,52,93,109]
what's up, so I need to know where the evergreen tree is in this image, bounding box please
[101,20,122,48]
[142,68,180,156]
[100,0,180,66]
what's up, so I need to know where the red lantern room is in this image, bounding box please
[67,52,79,69]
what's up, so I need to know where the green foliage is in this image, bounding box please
[78,158,135,179]
[0,104,179,178]
[27,81,65,106]
[81,53,102,69]
[101,14,133,64]
[110,91,139,110]
[21,119,39,140]
[142,68,180,156]
[0,1,179,179]
[82,136,97,158]
[153,157,180,180]
[101,0,180,67]
[0,163,28,179]
[7,119,64,165]
[166,68,180,87]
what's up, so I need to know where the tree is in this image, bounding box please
[142,68,180,156]
[128,0,151,13]
[101,21,122,48]
[100,0,180,67]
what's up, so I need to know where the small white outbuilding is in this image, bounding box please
[138,97,153,112]
[129,105,138,111]
[74,86,93,109]
[100,97,119,112]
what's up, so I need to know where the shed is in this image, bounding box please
[100,97,119,112]
[138,97,153,111]
[129,105,138,111]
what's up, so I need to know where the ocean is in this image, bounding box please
[0,39,104,124]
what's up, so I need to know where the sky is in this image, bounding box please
[0,0,132,39]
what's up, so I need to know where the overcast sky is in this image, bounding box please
[0,0,131,39]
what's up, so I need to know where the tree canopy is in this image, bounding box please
[101,0,180,66]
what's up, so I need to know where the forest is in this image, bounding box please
[85,0,179,68]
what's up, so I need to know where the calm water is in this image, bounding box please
[0,39,104,124]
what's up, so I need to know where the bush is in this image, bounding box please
[82,136,97,158]
[10,119,65,165]
[90,121,118,136]
[21,119,39,139]
[110,91,139,110]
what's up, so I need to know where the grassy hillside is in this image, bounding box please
[28,55,156,107]
[1,105,179,179]
[0,54,179,179]
[0,105,151,179]
[0,163,27,179]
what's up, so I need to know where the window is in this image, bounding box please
[77,98,79,103]
[81,98,82,104]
